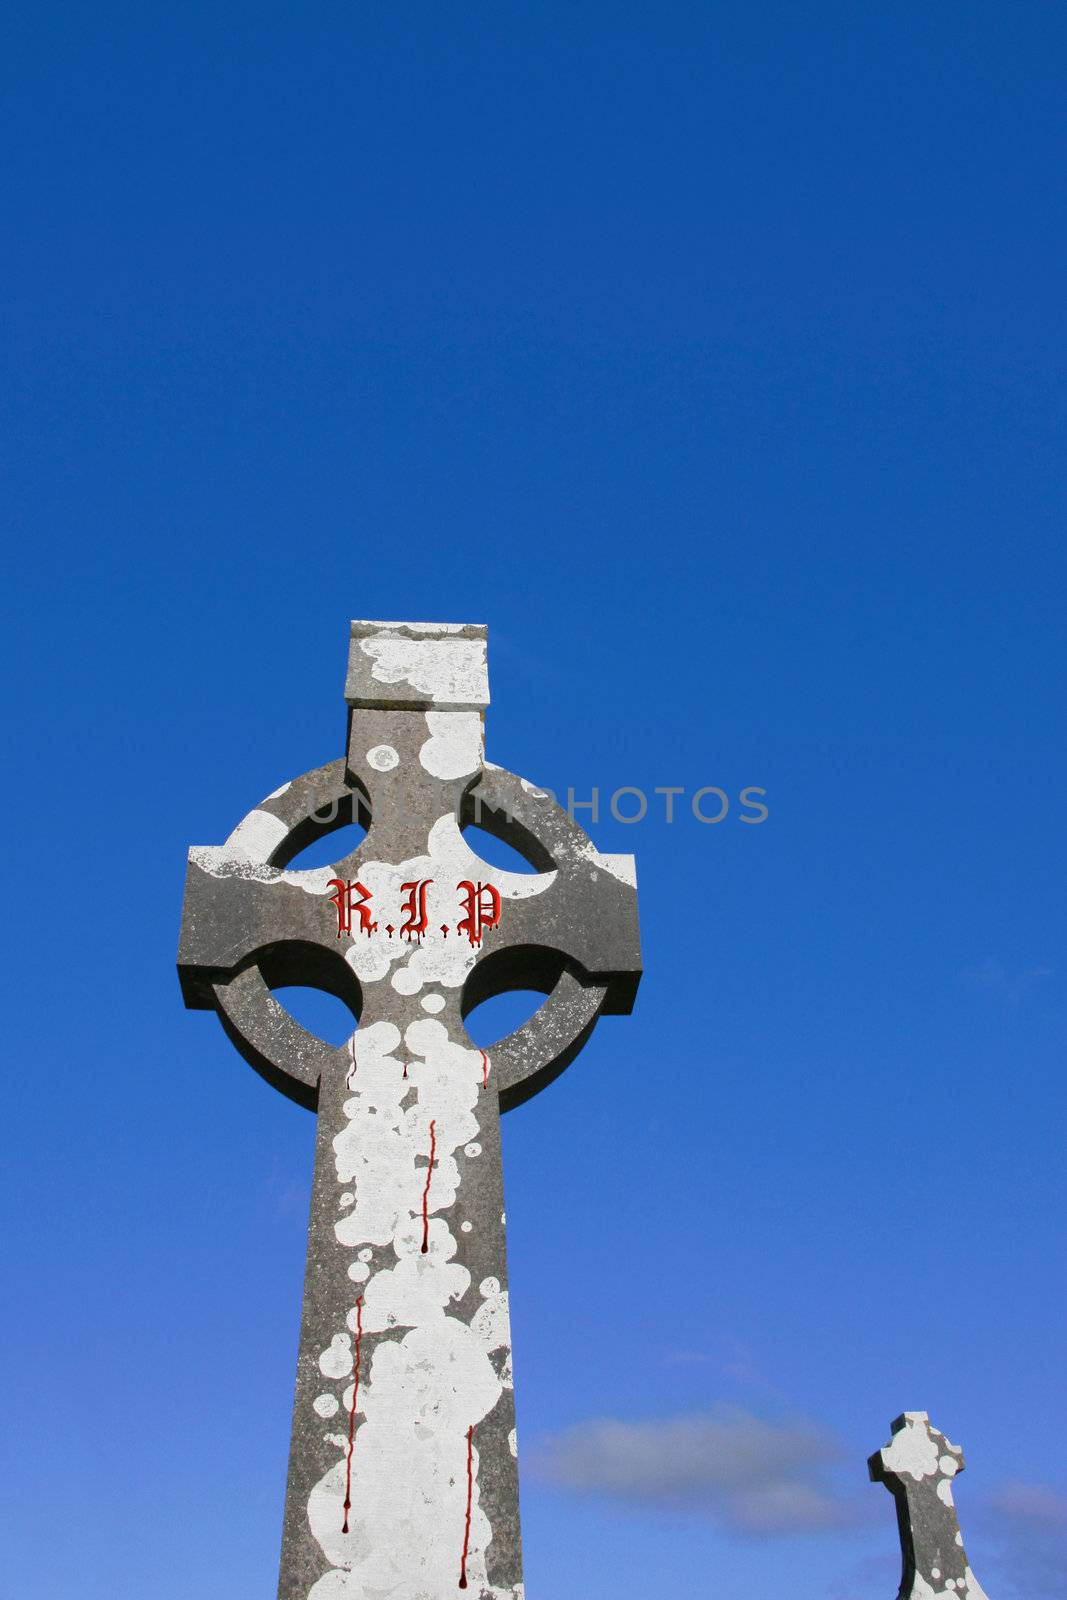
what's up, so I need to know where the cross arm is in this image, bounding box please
[176,759,365,1106]
[177,849,350,1008]
[464,764,641,1012]
[177,759,363,1010]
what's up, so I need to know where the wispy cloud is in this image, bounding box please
[529,1407,865,1535]
[990,1481,1067,1526]
[963,956,1053,1005]
[827,1549,901,1600]
[984,1481,1067,1599]
[660,1338,784,1395]
[661,1348,719,1367]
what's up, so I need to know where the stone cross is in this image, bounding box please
[178,620,641,1600]
[869,1412,991,1600]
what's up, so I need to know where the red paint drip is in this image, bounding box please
[341,1297,364,1534]
[403,1062,408,1080]
[420,1120,436,1253]
[459,1424,474,1588]
[480,1051,489,1088]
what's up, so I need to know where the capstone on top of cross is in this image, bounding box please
[346,618,490,711]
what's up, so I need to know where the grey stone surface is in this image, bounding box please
[869,1412,991,1600]
[178,619,641,1600]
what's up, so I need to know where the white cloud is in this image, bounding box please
[529,1407,862,1535]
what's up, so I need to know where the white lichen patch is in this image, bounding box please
[881,1416,941,1480]
[319,1333,354,1380]
[472,1282,510,1352]
[191,841,344,899]
[419,711,484,779]
[353,620,472,636]
[569,835,637,888]
[359,635,489,706]
[360,1228,471,1332]
[226,808,290,860]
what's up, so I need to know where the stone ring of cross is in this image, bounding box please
[178,620,641,1600]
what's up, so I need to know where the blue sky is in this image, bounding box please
[2,3,1065,1597]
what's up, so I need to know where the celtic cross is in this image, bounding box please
[178,619,642,1600]
[869,1412,991,1600]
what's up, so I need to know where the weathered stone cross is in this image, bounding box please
[869,1412,991,1600]
[178,620,641,1600]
